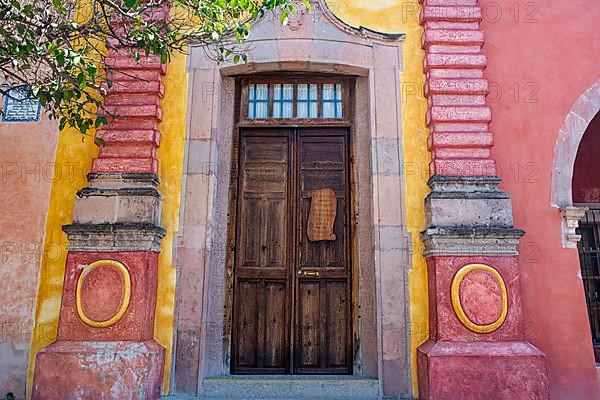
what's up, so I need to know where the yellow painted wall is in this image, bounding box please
[326,0,430,395]
[154,49,188,393]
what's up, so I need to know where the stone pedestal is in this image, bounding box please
[55,250,161,341]
[32,341,164,400]
[418,341,547,399]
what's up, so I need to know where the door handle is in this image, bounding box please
[298,270,320,277]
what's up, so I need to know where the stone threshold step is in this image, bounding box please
[163,375,382,400]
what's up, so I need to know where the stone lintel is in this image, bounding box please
[63,223,166,252]
[421,227,525,256]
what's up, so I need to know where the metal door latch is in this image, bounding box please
[298,270,320,277]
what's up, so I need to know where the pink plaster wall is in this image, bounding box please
[0,111,57,398]
[573,111,600,203]
[481,0,600,397]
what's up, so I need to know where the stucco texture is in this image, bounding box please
[26,125,98,399]
[154,48,188,394]
[26,26,187,400]
[18,0,600,399]
[0,114,58,398]
[481,0,600,397]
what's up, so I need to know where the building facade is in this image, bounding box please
[0,0,599,399]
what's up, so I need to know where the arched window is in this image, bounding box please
[575,111,600,363]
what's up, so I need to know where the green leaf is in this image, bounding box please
[87,64,97,77]
[76,73,86,89]
[94,136,106,147]
[123,0,138,9]
[279,12,288,25]
[55,52,64,67]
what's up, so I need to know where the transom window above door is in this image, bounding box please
[242,79,350,121]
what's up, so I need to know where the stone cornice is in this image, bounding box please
[421,226,524,256]
[63,223,166,252]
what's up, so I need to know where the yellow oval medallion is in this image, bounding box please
[75,259,131,328]
[451,263,508,334]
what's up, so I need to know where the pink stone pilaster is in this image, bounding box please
[32,5,169,399]
[418,1,550,399]
[421,0,497,176]
[93,6,168,175]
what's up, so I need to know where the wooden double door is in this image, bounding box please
[232,127,352,375]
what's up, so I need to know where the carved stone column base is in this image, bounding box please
[418,340,549,400]
[32,340,164,400]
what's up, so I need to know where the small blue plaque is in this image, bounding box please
[2,86,41,122]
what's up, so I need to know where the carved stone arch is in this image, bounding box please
[551,80,600,247]
[172,1,412,398]
[552,80,600,208]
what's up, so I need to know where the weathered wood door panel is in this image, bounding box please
[295,131,351,374]
[232,131,291,374]
[232,127,351,374]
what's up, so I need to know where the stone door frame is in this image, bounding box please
[170,1,412,397]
